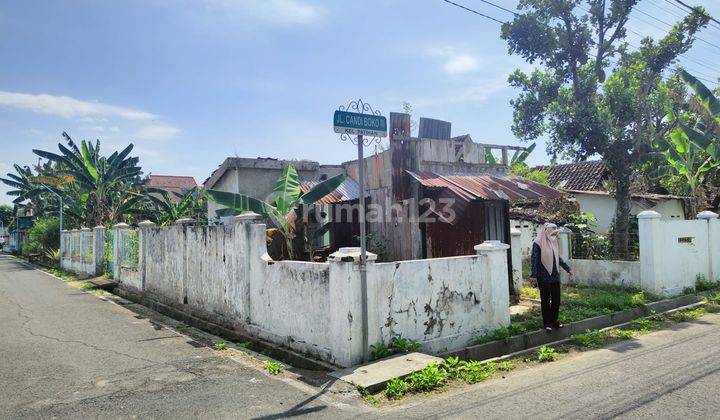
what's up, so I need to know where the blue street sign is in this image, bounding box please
[333,110,387,138]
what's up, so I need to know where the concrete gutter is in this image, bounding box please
[441,292,709,361]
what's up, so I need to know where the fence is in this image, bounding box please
[570,232,640,261]
[58,216,511,367]
[548,210,720,296]
[60,227,104,277]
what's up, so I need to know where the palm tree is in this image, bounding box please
[32,132,145,226]
[0,164,44,212]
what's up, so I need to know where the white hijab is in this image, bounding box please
[534,223,560,274]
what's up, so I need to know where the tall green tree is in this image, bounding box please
[0,204,12,226]
[501,0,710,251]
[146,186,207,226]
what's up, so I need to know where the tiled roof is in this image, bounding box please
[148,175,197,189]
[536,161,607,191]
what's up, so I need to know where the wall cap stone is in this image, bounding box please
[93,225,104,230]
[510,228,521,236]
[113,222,131,229]
[696,211,719,220]
[637,210,662,219]
[175,218,195,225]
[81,227,91,231]
[474,240,511,252]
[234,212,262,222]
[328,247,378,262]
[138,220,157,227]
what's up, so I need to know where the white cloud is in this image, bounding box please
[206,0,326,26]
[444,54,480,74]
[0,91,157,120]
[132,124,181,142]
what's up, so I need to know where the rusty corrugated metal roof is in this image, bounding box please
[300,177,367,205]
[406,171,564,203]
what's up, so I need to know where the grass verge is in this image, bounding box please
[363,295,720,406]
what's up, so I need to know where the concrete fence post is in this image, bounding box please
[328,247,377,367]
[80,227,91,276]
[475,241,511,326]
[92,226,105,276]
[234,212,263,323]
[638,210,663,295]
[697,211,719,282]
[112,223,130,280]
[60,230,68,271]
[137,220,156,290]
[510,228,522,298]
[557,227,571,284]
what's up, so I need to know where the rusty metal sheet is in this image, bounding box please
[300,177,365,205]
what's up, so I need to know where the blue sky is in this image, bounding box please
[1,0,719,205]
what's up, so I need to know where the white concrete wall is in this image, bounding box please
[510,219,540,259]
[639,211,718,296]
[60,227,103,277]
[569,259,641,289]
[106,216,513,367]
[367,249,510,356]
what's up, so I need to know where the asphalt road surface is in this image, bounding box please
[3,253,720,419]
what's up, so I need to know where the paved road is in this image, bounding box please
[3,253,720,419]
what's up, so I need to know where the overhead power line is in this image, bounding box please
[440,0,719,85]
[632,7,720,52]
[474,0,518,16]
[669,0,720,29]
[441,0,505,24]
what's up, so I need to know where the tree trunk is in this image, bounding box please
[613,172,632,258]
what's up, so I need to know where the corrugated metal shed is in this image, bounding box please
[300,177,367,205]
[406,171,564,203]
[418,118,452,139]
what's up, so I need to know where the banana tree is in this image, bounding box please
[146,186,205,226]
[32,132,145,226]
[206,164,346,260]
[656,70,720,215]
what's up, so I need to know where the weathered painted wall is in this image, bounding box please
[61,215,512,368]
[569,259,641,289]
[510,219,540,259]
[60,227,103,277]
[367,248,510,355]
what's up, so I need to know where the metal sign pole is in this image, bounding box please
[357,134,369,362]
[333,99,387,363]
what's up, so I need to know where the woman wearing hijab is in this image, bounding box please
[529,223,574,331]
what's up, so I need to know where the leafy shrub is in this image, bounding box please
[23,217,59,257]
[264,360,283,375]
[630,318,660,333]
[213,342,227,350]
[475,324,527,344]
[391,336,421,353]
[385,378,410,399]
[669,308,705,322]
[496,361,516,372]
[370,342,391,360]
[536,346,558,362]
[695,275,720,292]
[407,363,447,391]
[462,361,495,384]
[571,329,610,348]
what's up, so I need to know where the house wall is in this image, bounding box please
[205,159,344,223]
[574,192,685,233]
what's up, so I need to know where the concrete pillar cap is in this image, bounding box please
[697,210,719,220]
[113,222,131,229]
[175,218,195,225]
[93,225,104,230]
[474,240,511,252]
[80,227,91,231]
[637,210,662,219]
[233,211,263,222]
[328,247,378,262]
[138,220,157,227]
[510,228,521,235]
